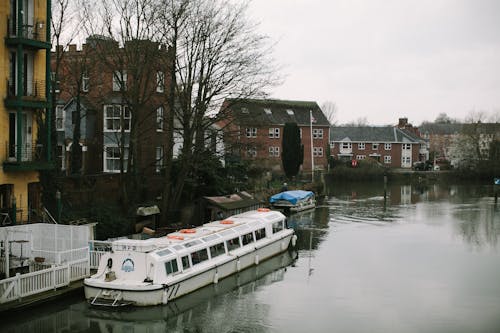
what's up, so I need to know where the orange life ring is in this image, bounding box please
[257,208,270,212]
[180,228,196,234]
[220,219,234,225]
[167,235,184,240]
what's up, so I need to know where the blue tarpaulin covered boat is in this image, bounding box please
[270,190,316,213]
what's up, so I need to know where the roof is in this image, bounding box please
[225,98,330,127]
[330,126,422,143]
[418,123,463,135]
[203,191,262,211]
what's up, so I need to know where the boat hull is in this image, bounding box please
[84,231,294,306]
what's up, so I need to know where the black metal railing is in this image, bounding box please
[7,79,46,100]
[7,17,47,43]
[4,140,46,163]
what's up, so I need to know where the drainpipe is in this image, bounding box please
[16,0,24,163]
[46,0,52,162]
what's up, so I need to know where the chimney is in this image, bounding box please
[69,44,77,52]
[398,118,408,127]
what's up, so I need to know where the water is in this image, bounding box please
[3,183,500,333]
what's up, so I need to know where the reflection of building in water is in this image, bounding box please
[3,251,296,333]
[400,185,412,205]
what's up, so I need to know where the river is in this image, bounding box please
[3,183,500,333]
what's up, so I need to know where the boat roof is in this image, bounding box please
[269,190,314,205]
[111,209,285,253]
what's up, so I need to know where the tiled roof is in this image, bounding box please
[330,126,421,143]
[418,123,463,135]
[226,98,330,127]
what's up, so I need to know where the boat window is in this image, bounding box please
[156,248,172,257]
[184,239,202,248]
[209,243,225,258]
[202,234,220,242]
[255,228,266,240]
[181,255,190,270]
[226,237,240,251]
[272,221,284,233]
[191,248,209,265]
[173,245,184,251]
[165,259,179,275]
[242,232,254,245]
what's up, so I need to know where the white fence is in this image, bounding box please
[0,258,89,304]
[88,240,112,270]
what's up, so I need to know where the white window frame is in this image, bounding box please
[372,143,379,150]
[156,106,164,132]
[313,147,323,157]
[269,128,280,138]
[342,142,352,150]
[269,146,280,157]
[356,155,366,160]
[402,143,411,150]
[313,128,323,139]
[384,155,392,164]
[247,146,257,158]
[56,105,64,131]
[156,71,165,93]
[330,141,335,148]
[51,72,60,93]
[104,145,129,173]
[57,144,65,170]
[384,143,392,150]
[358,142,365,150]
[245,127,257,138]
[82,72,89,92]
[104,105,131,132]
[113,70,127,91]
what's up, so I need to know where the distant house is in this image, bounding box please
[201,192,263,223]
[419,123,462,161]
[219,98,331,173]
[329,126,425,168]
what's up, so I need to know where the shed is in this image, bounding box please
[201,192,264,223]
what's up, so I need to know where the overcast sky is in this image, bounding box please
[247,0,500,125]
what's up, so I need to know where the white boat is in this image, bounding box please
[84,209,296,307]
[270,190,316,213]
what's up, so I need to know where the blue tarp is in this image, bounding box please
[495,178,500,185]
[270,190,314,205]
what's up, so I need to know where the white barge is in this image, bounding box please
[84,209,296,307]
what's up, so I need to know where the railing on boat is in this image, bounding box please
[88,240,113,270]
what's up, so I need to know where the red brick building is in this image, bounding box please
[219,99,331,173]
[52,37,170,186]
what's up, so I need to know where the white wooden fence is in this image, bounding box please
[0,258,89,304]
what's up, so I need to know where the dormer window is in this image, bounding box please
[241,107,249,114]
[286,109,294,116]
[264,108,272,115]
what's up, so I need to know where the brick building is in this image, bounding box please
[219,99,330,173]
[52,37,170,192]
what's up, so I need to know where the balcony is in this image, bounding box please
[3,141,54,171]
[5,17,50,49]
[5,79,49,109]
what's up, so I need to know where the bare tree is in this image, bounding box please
[158,0,279,221]
[343,117,369,127]
[320,101,337,125]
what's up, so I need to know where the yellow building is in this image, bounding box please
[1,0,52,224]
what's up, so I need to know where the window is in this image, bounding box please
[104,146,129,173]
[269,146,280,157]
[155,146,164,173]
[245,128,257,138]
[82,73,89,92]
[313,147,323,157]
[51,72,60,93]
[299,128,302,139]
[384,143,392,150]
[264,108,272,115]
[165,259,179,275]
[272,221,284,233]
[372,143,379,150]
[247,147,257,158]
[56,105,64,131]
[403,143,411,150]
[269,128,280,138]
[226,237,240,251]
[181,256,190,270]
[209,243,225,258]
[402,156,411,165]
[113,70,127,91]
[254,228,266,241]
[384,156,392,164]
[286,109,294,116]
[242,232,254,245]
[241,107,249,114]
[313,128,323,139]
[156,107,164,131]
[104,105,130,131]
[156,71,165,93]
[358,143,365,150]
[330,141,335,148]
[342,142,352,150]
[191,248,209,265]
[57,144,65,170]
[356,155,366,160]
